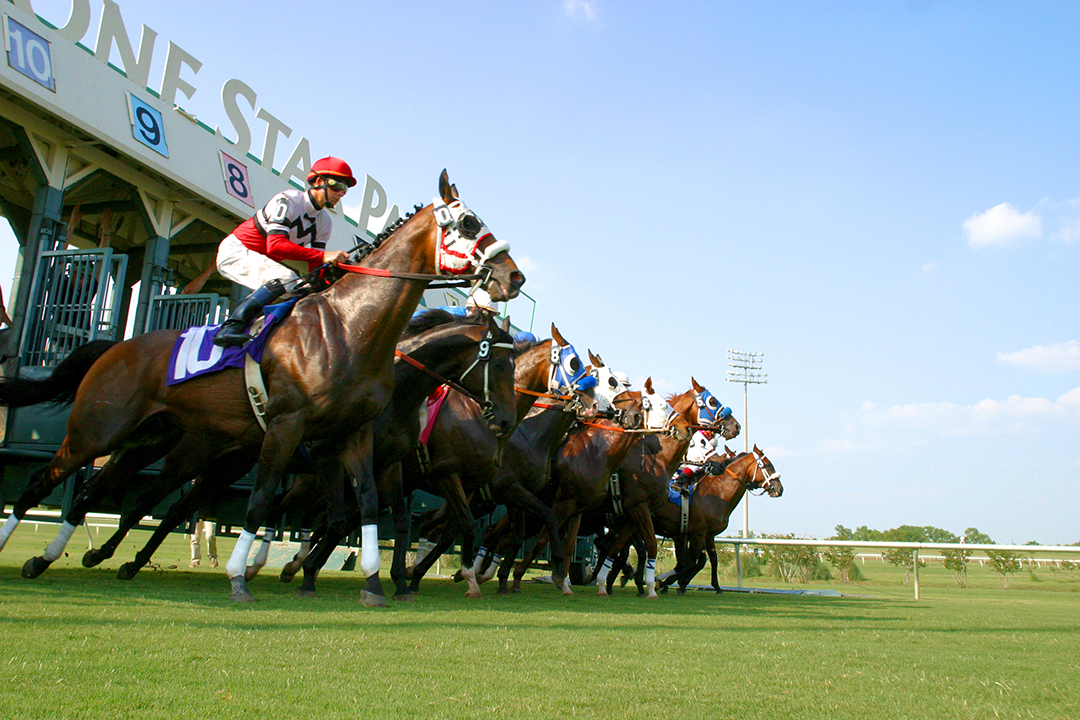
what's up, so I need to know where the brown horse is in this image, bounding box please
[0,170,525,602]
[264,310,521,601]
[91,309,518,604]
[653,446,783,594]
[587,377,741,597]
[501,382,646,595]
[402,324,600,596]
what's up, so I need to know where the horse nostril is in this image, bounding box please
[510,271,525,288]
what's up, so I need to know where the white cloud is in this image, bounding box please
[963,202,1043,250]
[921,260,941,273]
[818,387,1080,453]
[563,0,598,21]
[997,341,1080,374]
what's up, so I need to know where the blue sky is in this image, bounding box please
[4,0,1079,544]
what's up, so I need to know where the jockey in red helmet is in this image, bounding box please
[214,157,358,347]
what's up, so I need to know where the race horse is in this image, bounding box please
[587,376,741,597]
[84,309,519,604]
[400,324,600,597]
[0,170,525,602]
[653,446,783,594]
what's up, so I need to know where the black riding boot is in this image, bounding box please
[213,279,287,347]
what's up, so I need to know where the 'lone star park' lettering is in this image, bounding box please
[9,0,395,235]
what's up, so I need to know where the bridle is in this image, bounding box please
[335,198,511,293]
[395,327,513,422]
[712,450,780,495]
[516,341,596,416]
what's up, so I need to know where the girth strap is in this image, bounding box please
[244,317,269,431]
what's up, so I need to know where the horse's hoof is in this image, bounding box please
[391,593,415,602]
[676,588,687,596]
[21,556,51,579]
[296,589,317,598]
[280,561,301,582]
[229,576,256,602]
[117,562,140,581]
[82,548,110,568]
[360,590,386,608]
[465,588,482,599]
[496,586,512,595]
[646,592,659,600]
[451,570,464,583]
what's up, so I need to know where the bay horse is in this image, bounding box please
[501,376,646,595]
[587,377,740,597]
[0,170,525,602]
[88,309,518,604]
[258,309,521,601]
[401,324,600,597]
[653,446,783,594]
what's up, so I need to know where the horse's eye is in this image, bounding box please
[459,213,482,239]
[608,377,618,389]
[568,357,580,373]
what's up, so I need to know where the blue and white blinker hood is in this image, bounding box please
[694,386,733,426]
[549,342,597,395]
[432,197,511,276]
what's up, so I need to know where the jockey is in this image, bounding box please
[672,429,717,495]
[213,157,357,347]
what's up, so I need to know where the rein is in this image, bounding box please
[394,350,480,404]
[515,386,574,402]
[338,262,490,286]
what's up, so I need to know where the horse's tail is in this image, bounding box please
[0,339,118,407]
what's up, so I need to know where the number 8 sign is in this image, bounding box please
[127,92,169,158]
[219,151,255,207]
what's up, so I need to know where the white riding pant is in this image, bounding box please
[216,235,299,291]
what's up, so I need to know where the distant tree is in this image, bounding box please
[931,528,968,587]
[824,525,863,584]
[883,547,922,586]
[762,534,822,583]
[962,528,1021,589]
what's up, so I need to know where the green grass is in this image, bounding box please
[0,525,1078,719]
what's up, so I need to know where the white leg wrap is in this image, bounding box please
[596,557,614,595]
[658,568,677,583]
[645,558,657,594]
[414,538,433,565]
[226,529,257,579]
[297,529,312,561]
[469,547,488,574]
[360,525,380,577]
[249,528,274,570]
[43,521,78,562]
[0,514,21,551]
[480,554,502,582]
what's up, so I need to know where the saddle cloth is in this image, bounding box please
[166,299,297,386]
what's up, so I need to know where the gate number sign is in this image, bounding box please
[127,92,169,158]
[4,15,55,92]
[219,151,255,207]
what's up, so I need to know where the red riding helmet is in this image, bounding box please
[308,157,357,187]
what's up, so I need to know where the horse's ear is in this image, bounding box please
[551,323,567,346]
[500,316,511,333]
[645,377,653,393]
[753,444,761,455]
[588,350,603,367]
[439,170,456,203]
[691,376,703,392]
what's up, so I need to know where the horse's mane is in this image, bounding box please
[351,204,425,261]
[403,308,485,338]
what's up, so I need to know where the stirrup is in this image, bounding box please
[213,322,253,347]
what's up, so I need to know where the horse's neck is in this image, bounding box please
[670,389,698,426]
[390,331,469,417]
[563,422,635,477]
[323,215,438,365]
[517,402,578,450]
[656,433,692,474]
[704,456,752,506]
[512,341,553,421]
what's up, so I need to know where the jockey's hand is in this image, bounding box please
[322,250,348,267]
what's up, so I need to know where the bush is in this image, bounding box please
[761,534,823,583]
[825,526,864,584]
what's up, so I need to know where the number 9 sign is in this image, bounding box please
[219,151,255,207]
[127,93,169,158]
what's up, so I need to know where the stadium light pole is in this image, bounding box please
[727,349,767,538]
